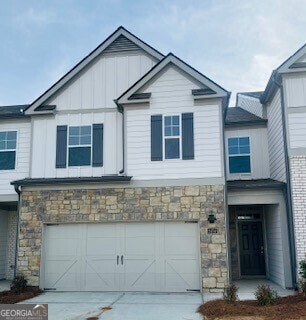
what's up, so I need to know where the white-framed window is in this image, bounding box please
[228,136,251,174]
[164,115,180,159]
[68,126,92,166]
[0,131,17,170]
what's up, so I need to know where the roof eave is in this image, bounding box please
[11,176,133,187]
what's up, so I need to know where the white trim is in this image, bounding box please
[117,54,228,105]
[227,135,251,175]
[0,130,18,172]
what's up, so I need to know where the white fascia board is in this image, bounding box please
[277,43,306,74]
[117,54,228,105]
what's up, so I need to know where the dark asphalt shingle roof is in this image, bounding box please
[227,179,285,190]
[0,105,29,118]
[11,176,132,186]
[225,107,267,126]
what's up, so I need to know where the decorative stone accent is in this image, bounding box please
[18,184,227,292]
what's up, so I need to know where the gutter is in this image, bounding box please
[114,99,125,175]
[272,73,297,289]
[223,92,232,284]
[13,185,21,278]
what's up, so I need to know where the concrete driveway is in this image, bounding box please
[22,292,203,320]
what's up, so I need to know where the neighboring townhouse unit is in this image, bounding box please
[225,103,293,288]
[0,27,230,293]
[0,105,30,281]
[260,44,306,275]
[0,27,305,293]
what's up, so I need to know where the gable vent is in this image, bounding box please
[104,35,141,53]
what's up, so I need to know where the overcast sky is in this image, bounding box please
[0,0,305,106]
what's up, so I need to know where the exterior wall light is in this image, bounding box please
[208,212,217,224]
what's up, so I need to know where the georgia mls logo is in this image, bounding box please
[0,304,48,320]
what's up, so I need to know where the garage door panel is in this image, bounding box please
[84,258,117,290]
[44,259,79,290]
[86,238,117,255]
[164,237,198,255]
[123,259,157,291]
[125,238,155,255]
[165,223,197,236]
[43,222,200,292]
[164,259,199,290]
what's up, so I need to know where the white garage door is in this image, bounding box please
[42,222,200,292]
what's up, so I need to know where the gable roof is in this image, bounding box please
[225,107,267,126]
[261,42,306,104]
[116,53,229,105]
[25,26,164,115]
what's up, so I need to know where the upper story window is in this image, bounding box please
[68,126,92,166]
[164,115,180,159]
[151,113,194,161]
[0,131,17,170]
[228,137,251,174]
[56,124,103,169]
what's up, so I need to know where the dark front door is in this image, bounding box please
[238,221,265,276]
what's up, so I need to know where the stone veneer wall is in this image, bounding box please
[18,185,228,292]
[6,211,17,280]
[290,156,306,268]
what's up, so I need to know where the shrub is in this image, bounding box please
[223,283,239,303]
[255,284,279,306]
[299,259,306,279]
[298,278,306,295]
[10,274,28,294]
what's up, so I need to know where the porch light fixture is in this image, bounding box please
[208,211,217,224]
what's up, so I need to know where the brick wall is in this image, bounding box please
[6,211,17,280]
[18,185,228,292]
[290,156,306,270]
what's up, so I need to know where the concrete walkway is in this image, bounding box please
[203,279,295,302]
[22,292,203,320]
[0,280,10,292]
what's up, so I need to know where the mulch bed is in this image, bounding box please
[197,294,306,320]
[0,287,42,304]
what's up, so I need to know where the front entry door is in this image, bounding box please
[238,221,265,276]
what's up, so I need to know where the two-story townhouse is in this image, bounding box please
[1,27,230,293]
[260,44,306,279]
[224,101,293,289]
[0,105,31,281]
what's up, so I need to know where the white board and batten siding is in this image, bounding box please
[225,126,270,180]
[0,119,31,195]
[267,89,286,182]
[283,73,306,149]
[31,50,157,179]
[31,112,119,178]
[265,205,286,287]
[45,52,157,110]
[125,65,224,180]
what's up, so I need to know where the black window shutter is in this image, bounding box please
[56,125,67,168]
[92,124,103,167]
[182,113,194,160]
[151,115,163,161]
